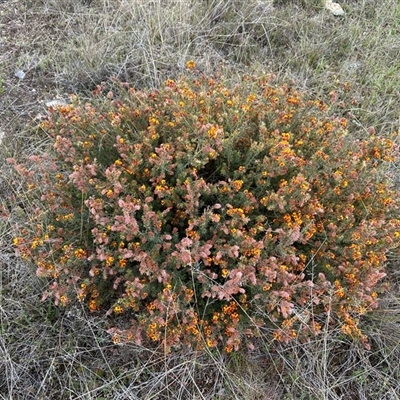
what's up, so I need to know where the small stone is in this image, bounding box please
[15,70,25,79]
[325,0,345,16]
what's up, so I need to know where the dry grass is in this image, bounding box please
[1,0,400,398]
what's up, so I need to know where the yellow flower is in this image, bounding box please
[246,94,256,103]
[60,295,69,306]
[149,117,159,125]
[207,125,218,139]
[114,305,124,314]
[13,237,22,246]
[186,60,196,69]
[262,284,272,292]
[74,248,86,259]
[112,334,120,344]
[232,180,244,192]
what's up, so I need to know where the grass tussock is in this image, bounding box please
[1,0,400,398]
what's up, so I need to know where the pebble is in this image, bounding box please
[45,99,68,108]
[15,70,25,79]
[325,0,345,16]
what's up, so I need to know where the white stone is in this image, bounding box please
[15,70,25,79]
[325,0,345,16]
[45,99,68,108]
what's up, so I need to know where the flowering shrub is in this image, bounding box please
[10,65,400,352]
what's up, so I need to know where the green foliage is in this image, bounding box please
[9,66,400,352]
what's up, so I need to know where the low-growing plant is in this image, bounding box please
[9,64,400,353]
